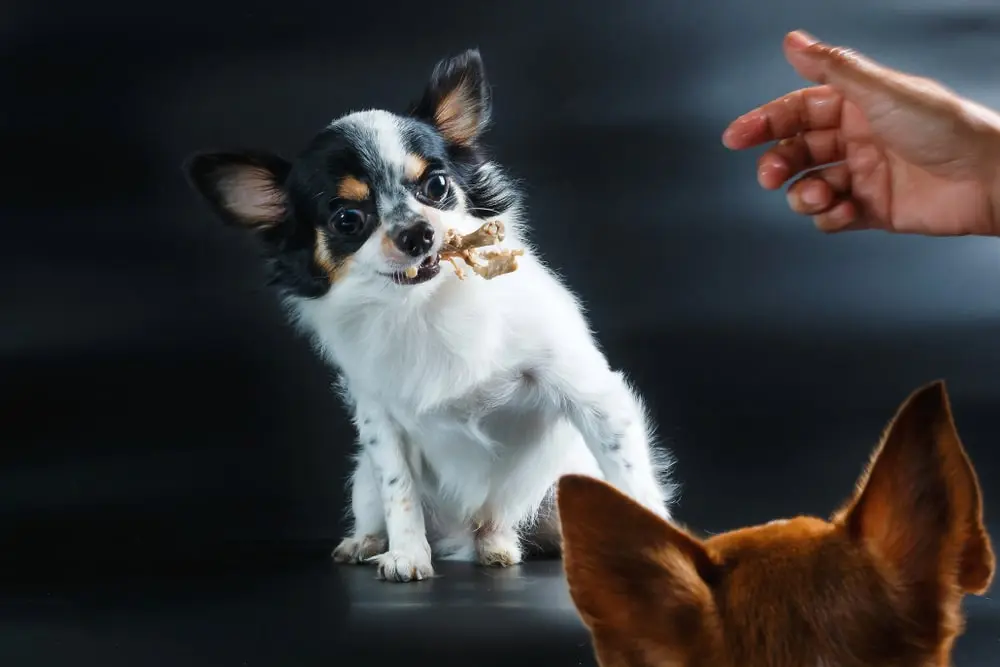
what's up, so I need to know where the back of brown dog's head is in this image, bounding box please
[558,381,994,667]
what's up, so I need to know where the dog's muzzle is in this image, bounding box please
[393,220,435,258]
[384,219,442,285]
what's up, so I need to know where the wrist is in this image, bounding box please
[969,103,1000,236]
[992,146,1000,237]
[953,96,1000,236]
[992,173,1000,237]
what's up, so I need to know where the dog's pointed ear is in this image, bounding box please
[411,48,491,148]
[557,475,718,664]
[836,381,994,595]
[184,151,292,231]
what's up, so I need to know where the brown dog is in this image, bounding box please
[557,381,994,667]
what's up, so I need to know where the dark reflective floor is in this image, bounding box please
[1,557,996,666]
[4,0,1000,665]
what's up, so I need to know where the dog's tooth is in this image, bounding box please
[404,266,419,279]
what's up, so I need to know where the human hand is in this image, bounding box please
[723,30,1000,237]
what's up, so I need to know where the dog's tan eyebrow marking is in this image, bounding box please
[404,154,428,182]
[337,176,369,201]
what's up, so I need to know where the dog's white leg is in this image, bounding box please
[433,531,477,562]
[474,518,523,568]
[332,450,388,564]
[353,401,434,582]
[549,366,673,519]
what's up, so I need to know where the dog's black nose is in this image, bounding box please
[394,221,435,257]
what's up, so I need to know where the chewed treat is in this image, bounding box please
[439,220,525,281]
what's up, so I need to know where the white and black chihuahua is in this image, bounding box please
[185,49,674,583]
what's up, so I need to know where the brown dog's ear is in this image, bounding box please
[184,151,292,231]
[557,475,718,663]
[837,381,994,595]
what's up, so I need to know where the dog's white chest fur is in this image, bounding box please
[291,255,603,521]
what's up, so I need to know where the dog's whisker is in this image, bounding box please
[465,206,501,217]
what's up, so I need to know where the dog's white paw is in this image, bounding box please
[475,530,523,568]
[332,534,387,564]
[369,550,434,582]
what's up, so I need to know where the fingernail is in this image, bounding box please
[759,163,783,188]
[801,183,823,207]
[787,30,819,50]
[721,126,738,148]
[795,30,818,45]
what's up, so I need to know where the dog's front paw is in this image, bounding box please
[369,550,434,582]
[333,534,388,564]
[475,530,523,568]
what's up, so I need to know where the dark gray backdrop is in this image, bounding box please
[1,1,998,665]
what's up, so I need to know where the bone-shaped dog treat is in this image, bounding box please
[439,220,524,281]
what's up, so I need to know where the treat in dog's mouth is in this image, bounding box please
[386,220,523,286]
[440,220,524,281]
[391,254,441,285]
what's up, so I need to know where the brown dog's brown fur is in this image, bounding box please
[558,381,994,667]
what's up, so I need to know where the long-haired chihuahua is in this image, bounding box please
[184,49,674,582]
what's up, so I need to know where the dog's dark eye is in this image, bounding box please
[419,173,449,203]
[330,208,366,235]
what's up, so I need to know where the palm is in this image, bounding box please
[839,100,994,236]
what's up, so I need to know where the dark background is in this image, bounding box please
[2,1,998,665]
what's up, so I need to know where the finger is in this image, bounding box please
[781,31,833,84]
[757,129,843,189]
[784,162,850,215]
[784,30,891,88]
[783,30,917,113]
[783,163,868,232]
[722,86,843,150]
[814,199,863,233]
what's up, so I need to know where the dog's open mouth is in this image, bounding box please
[387,254,441,285]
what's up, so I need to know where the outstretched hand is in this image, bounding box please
[723,30,1000,237]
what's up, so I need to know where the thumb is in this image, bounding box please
[783,30,906,111]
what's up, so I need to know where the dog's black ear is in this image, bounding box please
[411,48,491,147]
[184,151,292,231]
